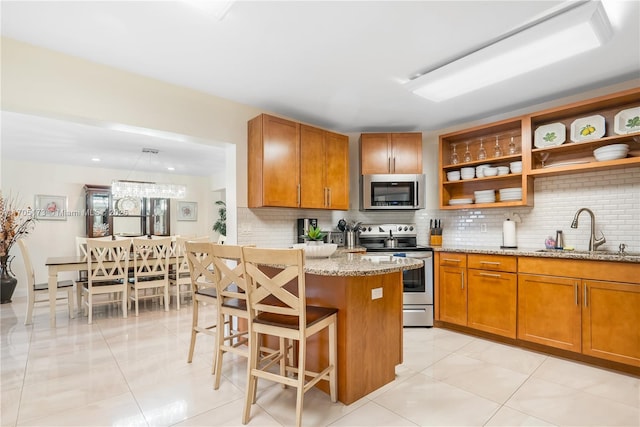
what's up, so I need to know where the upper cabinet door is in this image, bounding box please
[324,131,349,210]
[360,132,422,174]
[360,133,392,174]
[390,133,422,174]
[248,114,300,208]
[300,124,326,209]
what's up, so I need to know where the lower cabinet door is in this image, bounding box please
[517,273,581,352]
[468,269,517,338]
[439,266,467,326]
[582,280,640,367]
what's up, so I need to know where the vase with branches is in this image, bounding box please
[213,200,226,237]
[1,192,37,303]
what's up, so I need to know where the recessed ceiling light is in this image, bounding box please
[167,167,175,171]
[91,158,101,162]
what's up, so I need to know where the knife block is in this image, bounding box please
[429,232,442,247]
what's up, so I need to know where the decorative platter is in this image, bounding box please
[613,107,640,135]
[534,122,566,148]
[570,115,605,142]
[116,197,141,215]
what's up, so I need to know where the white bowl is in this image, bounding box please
[510,161,522,168]
[594,143,629,154]
[447,171,461,181]
[594,151,628,162]
[497,166,510,175]
[293,243,337,258]
[460,167,475,179]
[483,167,498,176]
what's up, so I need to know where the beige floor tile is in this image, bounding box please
[423,353,529,403]
[506,377,639,426]
[17,392,147,426]
[485,406,557,426]
[1,386,21,427]
[328,401,419,426]
[372,372,501,426]
[532,356,640,408]
[456,337,548,375]
[174,398,283,426]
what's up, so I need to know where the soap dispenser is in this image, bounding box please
[555,230,564,250]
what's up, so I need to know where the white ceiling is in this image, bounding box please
[1,0,639,176]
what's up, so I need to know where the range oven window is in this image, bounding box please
[370,181,415,207]
[402,265,426,293]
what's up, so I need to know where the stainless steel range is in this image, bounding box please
[358,223,434,327]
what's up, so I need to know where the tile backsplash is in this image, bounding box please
[238,167,640,253]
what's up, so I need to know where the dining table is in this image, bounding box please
[45,255,91,327]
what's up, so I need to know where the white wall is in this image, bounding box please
[2,160,212,298]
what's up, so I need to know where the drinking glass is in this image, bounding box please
[508,136,518,154]
[450,143,459,165]
[477,138,487,161]
[537,152,550,168]
[493,136,502,158]
[463,141,472,162]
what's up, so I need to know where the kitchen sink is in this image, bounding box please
[535,249,640,257]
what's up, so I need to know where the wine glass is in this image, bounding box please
[537,152,550,168]
[450,143,459,165]
[493,136,502,158]
[477,138,487,161]
[508,136,518,154]
[463,141,472,162]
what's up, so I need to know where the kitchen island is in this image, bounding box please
[276,251,422,405]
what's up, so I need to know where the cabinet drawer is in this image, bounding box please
[468,254,516,272]
[439,252,467,267]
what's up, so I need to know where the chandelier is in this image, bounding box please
[111,148,186,199]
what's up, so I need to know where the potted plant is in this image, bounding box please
[303,225,326,245]
[1,192,36,303]
[213,200,226,237]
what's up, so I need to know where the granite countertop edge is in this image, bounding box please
[301,252,423,277]
[431,246,640,263]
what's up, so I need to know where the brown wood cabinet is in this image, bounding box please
[300,125,349,210]
[467,254,517,338]
[249,114,349,209]
[436,252,640,370]
[517,273,582,352]
[582,280,640,366]
[248,114,300,208]
[437,252,467,326]
[84,184,112,237]
[360,132,422,174]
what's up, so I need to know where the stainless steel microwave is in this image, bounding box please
[361,174,426,210]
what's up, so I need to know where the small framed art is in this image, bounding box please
[177,201,197,221]
[34,194,68,221]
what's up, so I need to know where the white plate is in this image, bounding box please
[534,122,566,148]
[570,115,605,142]
[613,107,640,135]
[542,160,590,168]
[449,198,473,205]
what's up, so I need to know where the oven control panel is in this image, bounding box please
[359,223,416,237]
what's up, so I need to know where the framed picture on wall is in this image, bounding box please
[177,201,197,221]
[34,194,67,221]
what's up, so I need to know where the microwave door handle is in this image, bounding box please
[414,181,419,208]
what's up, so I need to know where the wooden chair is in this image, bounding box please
[240,247,338,427]
[210,243,282,390]
[184,241,219,370]
[18,239,75,325]
[169,236,208,310]
[82,238,129,324]
[129,237,171,316]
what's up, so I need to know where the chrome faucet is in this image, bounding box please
[570,208,606,252]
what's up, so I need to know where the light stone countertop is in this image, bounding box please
[303,251,423,277]
[432,246,640,264]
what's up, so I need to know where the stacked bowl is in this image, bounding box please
[461,167,475,180]
[499,187,522,201]
[593,144,629,162]
[497,166,510,175]
[447,170,461,181]
[475,164,490,177]
[510,161,522,173]
[474,189,495,204]
[483,167,498,176]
